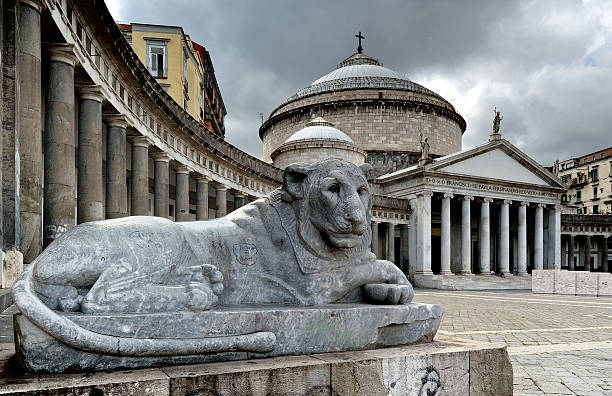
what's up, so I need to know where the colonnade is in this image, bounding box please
[562,234,610,272]
[381,191,562,277]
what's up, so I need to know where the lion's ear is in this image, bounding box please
[359,163,374,181]
[282,163,311,201]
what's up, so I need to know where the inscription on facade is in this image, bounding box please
[425,177,557,199]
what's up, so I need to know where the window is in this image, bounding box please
[590,166,599,181]
[593,205,599,214]
[576,190,582,202]
[86,36,92,55]
[593,185,598,199]
[76,20,83,41]
[146,41,168,78]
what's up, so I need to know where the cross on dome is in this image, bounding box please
[355,31,365,54]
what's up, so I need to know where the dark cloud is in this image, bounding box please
[110,0,612,164]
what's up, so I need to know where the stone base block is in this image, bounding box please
[575,271,599,295]
[598,272,612,296]
[14,303,443,373]
[554,270,576,295]
[532,269,555,293]
[0,250,23,289]
[415,273,532,291]
[1,337,512,395]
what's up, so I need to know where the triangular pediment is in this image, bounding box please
[427,140,565,188]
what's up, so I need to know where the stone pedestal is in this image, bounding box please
[43,44,77,248]
[152,153,170,218]
[76,86,104,224]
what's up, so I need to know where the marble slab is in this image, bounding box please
[554,271,576,295]
[575,271,599,295]
[14,303,443,373]
[532,270,555,294]
[598,273,612,297]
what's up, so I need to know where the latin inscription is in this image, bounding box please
[425,177,558,198]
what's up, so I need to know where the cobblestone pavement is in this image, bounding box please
[414,290,612,396]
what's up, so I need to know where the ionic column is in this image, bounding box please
[479,198,493,274]
[371,221,379,257]
[215,186,227,218]
[499,200,511,275]
[460,195,474,275]
[440,193,453,275]
[585,235,592,271]
[416,191,433,275]
[408,199,418,278]
[18,0,45,261]
[76,86,104,224]
[105,115,128,219]
[387,223,395,263]
[534,203,545,270]
[43,44,77,248]
[399,224,410,274]
[175,166,191,222]
[517,201,529,275]
[568,234,575,271]
[234,192,246,211]
[130,136,151,216]
[554,205,562,269]
[196,176,209,220]
[152,153,170,218]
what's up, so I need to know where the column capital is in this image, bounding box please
[175,165,192,175]
[129,136,152,148]
[536,203,546,208]
[386,222,396,227]
[520,201,530,207]
[553,204,562,211]
[233,191,247,198]
[443,193,454,199]
[76,85,104,103]
[103,114,128,129]
[502,199,512,205]
[463,195,474,201]
[195,175,211,183]
[151,152,171,162]
[400,223,410,229]
[371,220,380,225]
[482,197,493,203]
[417,190,433,198]
[20,0,45,12]
[46,43,78,67]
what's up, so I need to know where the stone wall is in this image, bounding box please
[272,140,365,169]
[261,98,463,163]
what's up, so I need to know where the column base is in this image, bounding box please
[515,272,530,277]
[458,271,474,276]
[438,270,454,275]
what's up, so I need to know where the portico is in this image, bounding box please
[377,138,566,289]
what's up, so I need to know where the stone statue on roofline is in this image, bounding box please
[418,132,431,167]
[12,158,442,373]
[490,107,503,142]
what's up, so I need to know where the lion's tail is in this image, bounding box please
[12,265,276,356]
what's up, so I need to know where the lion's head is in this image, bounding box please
[280,159,374,260]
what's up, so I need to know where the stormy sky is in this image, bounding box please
[107,0,612,165]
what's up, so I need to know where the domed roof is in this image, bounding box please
[282,52,451,108]
[284,117,355,145]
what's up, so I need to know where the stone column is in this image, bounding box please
[18,0,44,261]
[534,204,544,270]
[554,205,562,270]
[175,166,191,222]
[517,201,529,275]
[387,223,395,263]
[130,137,151,216]
[196,176,209,220]
[105,115,128,219]
[43,44,77,249]
[499,200,511,275]
[568,234,575,271]
[76,85,104,224]
[399,224,410,274]
[479,198,493,274]
[440,193,453,275]
[585,235,592,271]
[547,207,555,268]
[152,153,170,218]
[599,236,607,272]
[371,221,379,258]
[408,199,417,279]
[460,195,474,275]
[215,186,227,218]
[578,237,585,269]
[602,236,609,273]
[416,191,433,275]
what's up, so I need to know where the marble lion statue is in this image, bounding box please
[13,158,413,356]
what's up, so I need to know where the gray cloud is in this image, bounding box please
[111,0,612,164]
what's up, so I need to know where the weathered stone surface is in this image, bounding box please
[597,272,612,297]
[14,302,442,373]
[554,270,576,295]
[12,160,426,373]
[1,250,22,289]
[532,269,554,294]
[1,338,511,395]
[575,271,599,295]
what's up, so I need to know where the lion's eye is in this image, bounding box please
[328,184,339,194]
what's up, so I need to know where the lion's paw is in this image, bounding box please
[184,264,224,311]
[363,283,414,305]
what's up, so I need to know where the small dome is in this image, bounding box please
[284,117,355,145]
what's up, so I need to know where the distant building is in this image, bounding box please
[555,146,612,214]
[117,23,226,137]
